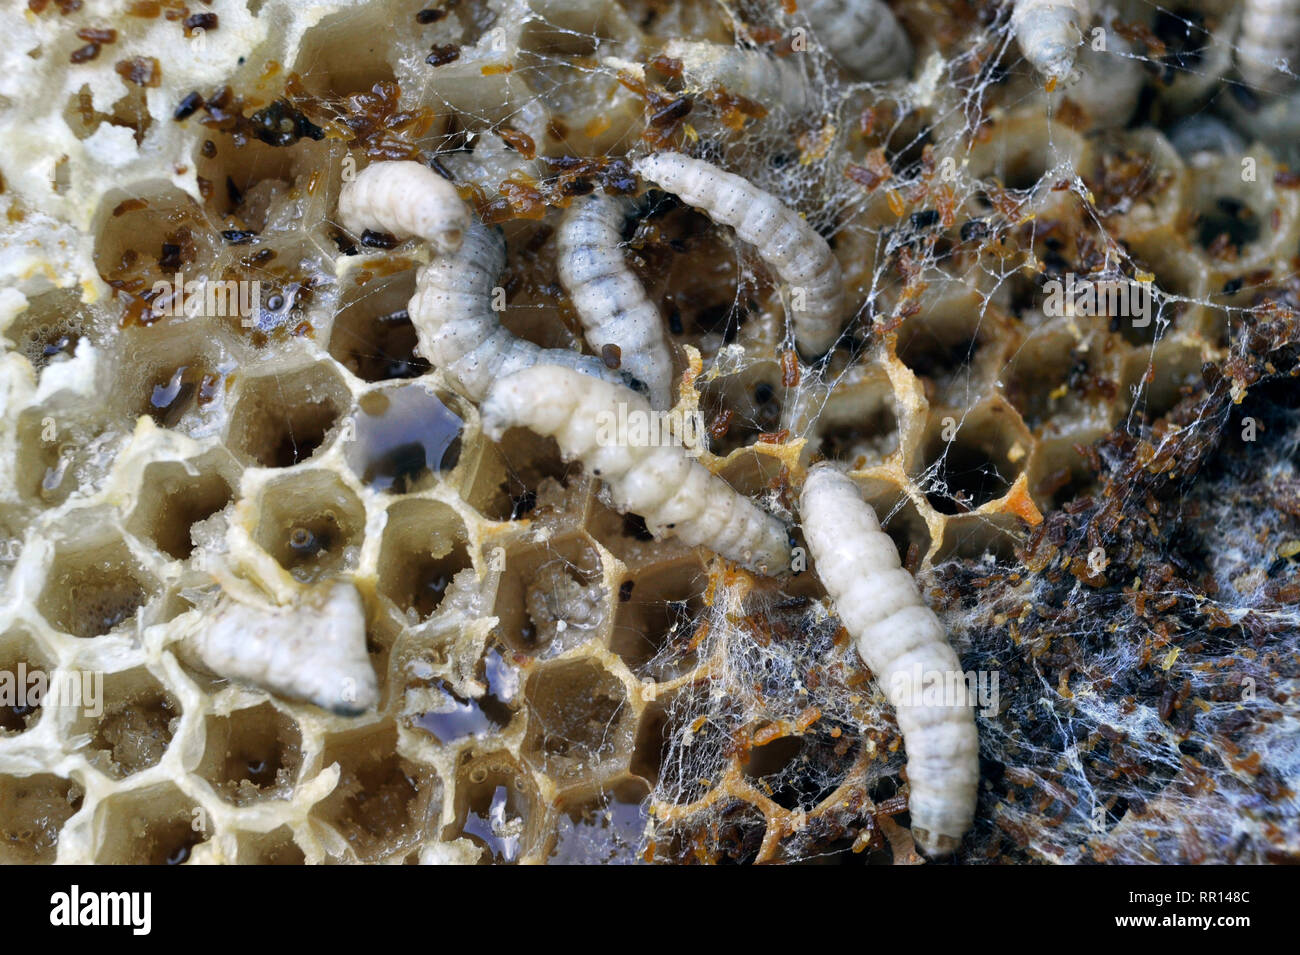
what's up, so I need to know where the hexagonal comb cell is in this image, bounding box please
[629,696,672,787]
[547,778,650,864]
[196,702,303,805]
[377,499,471,621]
[523,657,634,781]
[344,385,465,493]
[493,535,606,656]
[446,752,544,864]
[328,268,430,382]
[36,534,155,638]
[313,726,437,861]
[1187,162,1276,263]
[227,363,351,468]
[921,403,1028,515]
[110,322,234,434]
[14,408,119,507]
[290,5,399,96]
[611,557,709,680]
[646,209,752,355]
[1003,327,1114,431]
[414,678,512,745]
[517,11,642,153]
[412,643,521,745]
[3,288,96,373]
[126,457,235,561]
[0,630,53,736]
[93,783,207,865]
[0,773,84,864]
[697,367,784,457]
[968,113,1088,194]
[895,306,992,398]
[934,512,1021,562]
[252,469,365,582]
[193,105,333,219]
[809,373,900,468]
[71,669,181,779]
[92,187,223,323]
[234,825,306,864]
[1122,340,1205,424]
[472,424,584,522]
[742,731,858,814]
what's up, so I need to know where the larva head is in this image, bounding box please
[430,223,465,257]
[800,462,860,509]
[739,527,796,579]
[337,160,469,255]
[421,172,470,256]
[415,172,469,256]
[629,152,681,193]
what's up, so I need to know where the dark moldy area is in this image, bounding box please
[651,311,1300,866]
[928,310,1300,863]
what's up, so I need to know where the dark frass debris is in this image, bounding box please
[426,44,460,67]
[247,99,325,147]
[173,92,203,121]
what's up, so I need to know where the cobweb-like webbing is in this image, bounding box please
[537,0,1298,864]
[308,0,1300,862]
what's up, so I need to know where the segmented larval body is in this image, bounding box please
[801,0,914,81]
[1239,0,1300,93]
[337,160,469,254]
[631,152,846,359]
[557,193,675,409]
[184,581,379,716]
[407,219,639,403]
[662,39,810,112]
[1011,0,1094,84]
[481,366,792,575]
[800,465,979,855]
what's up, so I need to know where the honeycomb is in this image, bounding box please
[1,0,1298,865]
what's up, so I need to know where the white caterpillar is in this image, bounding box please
[408,218,641,403]
[662,39,810,112]
[631,152,846,359]
[557,193,676,409]
[182,580,379,715]
[1056,29,1143,128]
[1011,0,1093,85]
[480,366,791,575]
[801,0,914,81]
[337,160,469,254]
[799,465,978,856]
[1238,0,1300,92]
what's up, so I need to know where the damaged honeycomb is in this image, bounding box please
[1,0,1298,865]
